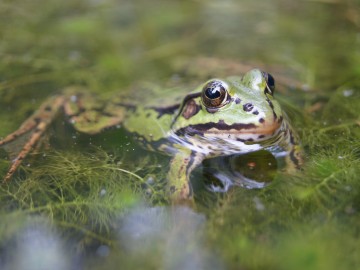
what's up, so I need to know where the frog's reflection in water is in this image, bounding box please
[203,150,279,192]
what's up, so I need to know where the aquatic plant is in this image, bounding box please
[0,148,167,248]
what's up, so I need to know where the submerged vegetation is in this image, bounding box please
[0,0,359,269]
[0,150,142,244]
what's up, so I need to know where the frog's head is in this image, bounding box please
[172,69,284,143]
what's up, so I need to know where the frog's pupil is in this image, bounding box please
[205,82,224,99]
[205,87,221,99]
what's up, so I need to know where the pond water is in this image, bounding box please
[0,0,359,269]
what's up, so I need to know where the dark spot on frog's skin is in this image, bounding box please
[236,137,255,144]
[150,104,181,119]
[258,135,265,139]
[243,103,254,112]
[176,126,204,137]
[33,117,42,124]
[278,116,283,124]
[44,106,52,112]
[252,110,259,115]
[234,97,241,104]
[182,99,201,119]
[267,99,274,109]
[259,118,265,123]
[266,97,278,120]
[93,111,117,119]
[289,130,296,145]
[146,112,151,118]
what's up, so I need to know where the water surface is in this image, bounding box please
[0,0,359,269]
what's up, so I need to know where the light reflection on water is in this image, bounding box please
[1,220,69,270]
[1,206,223,270]
[119,205,224,270]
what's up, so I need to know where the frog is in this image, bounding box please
[0,69,302,203]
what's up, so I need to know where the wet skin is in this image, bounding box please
[0,69,302,203]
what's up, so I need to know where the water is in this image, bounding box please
[0,0,359,269]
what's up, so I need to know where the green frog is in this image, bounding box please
[0,69,302,202]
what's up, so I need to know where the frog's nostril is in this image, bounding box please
[243,103,254,112]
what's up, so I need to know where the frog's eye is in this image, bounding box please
[262,72,275,95]
[201,80,229,108]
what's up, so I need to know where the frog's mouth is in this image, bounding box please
[175,118,282,138]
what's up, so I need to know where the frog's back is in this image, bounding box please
[112,82,195,144]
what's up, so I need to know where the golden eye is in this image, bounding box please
[201,80,228,108]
